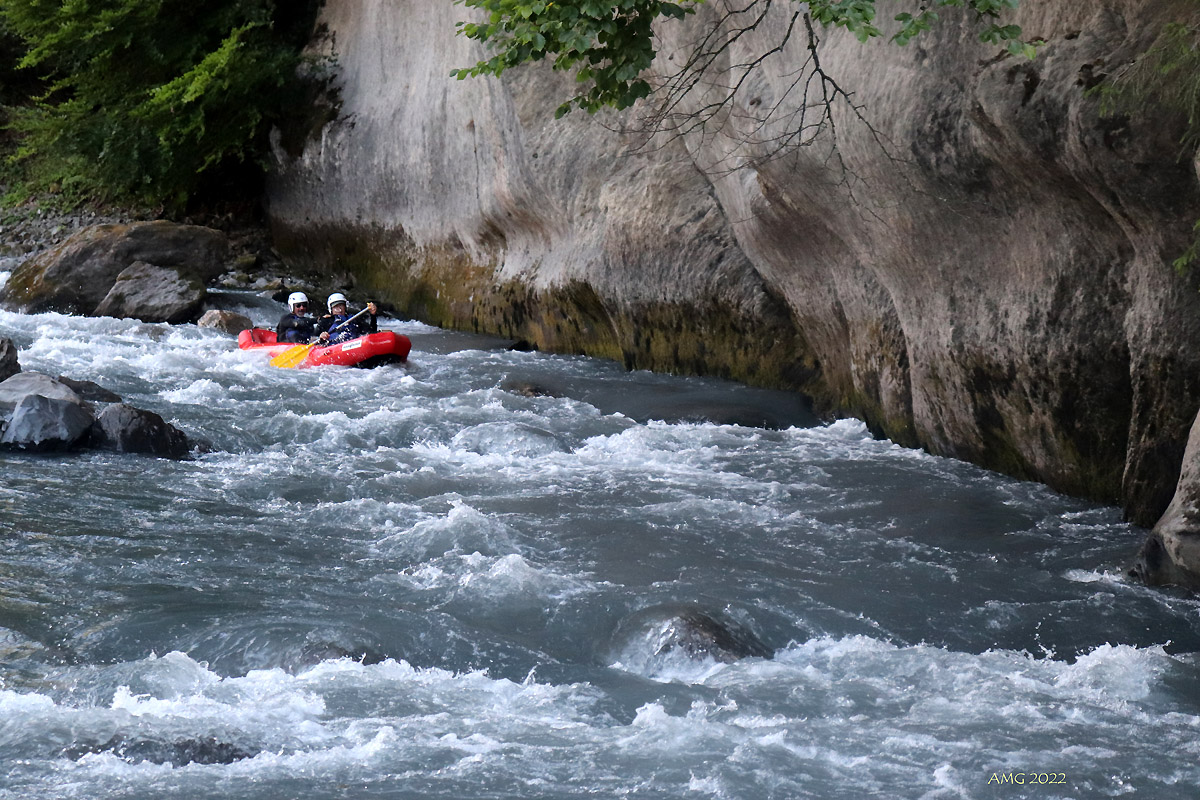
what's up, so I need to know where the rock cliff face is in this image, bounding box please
[266,1,1200,582]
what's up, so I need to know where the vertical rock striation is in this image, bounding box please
[266,1,1200,582]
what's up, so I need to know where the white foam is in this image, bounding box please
[1063,568,1129,586]
[159,378,226,404]
[450,421,569,458]
[375,500,519,560]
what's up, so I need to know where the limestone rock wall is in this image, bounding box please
[266,0,1200,552]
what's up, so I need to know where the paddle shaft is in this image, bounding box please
[326,306,370,336]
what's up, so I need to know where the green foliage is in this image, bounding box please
[451,0,699,117]
[0,0,324,210]
[452,0,1035,116]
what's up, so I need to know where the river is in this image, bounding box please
[2,285,1199,799]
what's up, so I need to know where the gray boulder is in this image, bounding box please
[0,372,87,411]
[54,376,122,404]
[197,309,253,335]
[0,337,18,382]
[1,394,94,451]
[0,372,190,458]
[0,372,94,451]
[93,261,207,323]
[0,221,230,316]
[86,403,190,458]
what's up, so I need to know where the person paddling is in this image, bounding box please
[316,292,377,345]
[276,292,318,343]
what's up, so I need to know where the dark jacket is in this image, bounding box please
[316,309,377,344]
[276,313,317,343]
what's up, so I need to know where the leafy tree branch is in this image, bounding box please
[0,0,326,210]
[452,0,1034,118]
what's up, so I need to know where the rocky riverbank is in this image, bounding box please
[0,206,349,327]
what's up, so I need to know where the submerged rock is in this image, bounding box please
[609,604,773,668]
[65,735,257,766]
[298,641,388,667]
[93,261,207,323]
[499,377,561,398]
[0,221,230,316]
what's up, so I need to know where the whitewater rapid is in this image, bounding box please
[2,289,1199,799]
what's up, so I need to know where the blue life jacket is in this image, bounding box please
[327,313,363,344]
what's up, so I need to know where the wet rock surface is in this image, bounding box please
[197,308,253,335]
[0,220,230,316]
[0,392,94,451]
[86,403,191,459]
[0,370,190,458]
[93,260,208,323]
[63,735,257,767]
[1132,412,1200,590]
[609,604,773,667]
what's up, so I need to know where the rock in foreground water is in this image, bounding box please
[86,403,191,458]
[0,371,190,458]
[609,603,773,671]
[0,392,93,451]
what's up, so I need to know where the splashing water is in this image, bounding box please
[2,294,1199,799]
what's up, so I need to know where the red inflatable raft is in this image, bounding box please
[238,328,411,368]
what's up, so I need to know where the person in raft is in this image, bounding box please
[316,292,378,345]
[276,291,318,343]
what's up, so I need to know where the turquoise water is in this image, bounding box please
[1,292,1199,799]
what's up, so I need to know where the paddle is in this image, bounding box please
[268,307,371,369]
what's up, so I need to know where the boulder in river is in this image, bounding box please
[0,337,18,382]
[0,371,190,458]
[86,403,191,459]
[0,393,94,451]
[0,373,93,450]
[608,604,773,670]
[0,221,230,316]
[54,376,122,404]
[197,309,253,335]
[0,371,88,409]
[93,261,207,324]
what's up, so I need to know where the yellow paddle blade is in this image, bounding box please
[269,343,315,368]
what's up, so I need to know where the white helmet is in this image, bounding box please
[287,291,309,307]
[327,292,348,311]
